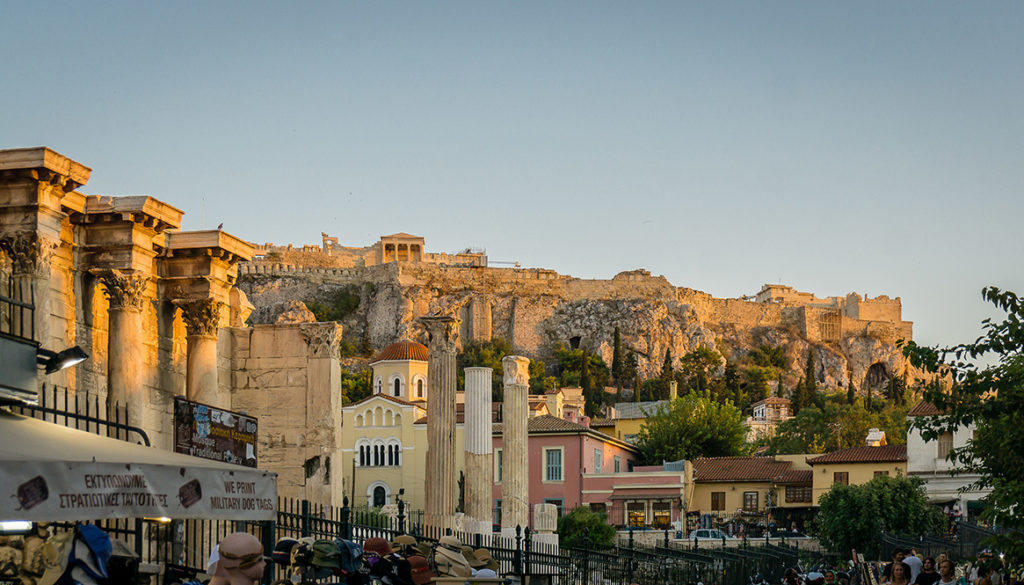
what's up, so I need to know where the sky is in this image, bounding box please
[2,2,1021,350]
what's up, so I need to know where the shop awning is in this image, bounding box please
[0,409,277,522]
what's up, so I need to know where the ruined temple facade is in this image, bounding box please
[253,232,487,268]
[0,147,345,505]
[238,239,918,394]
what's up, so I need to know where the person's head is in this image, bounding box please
[923,557,936,573]
[937,553,948,564]
[909,549,918,558]
[893,548,906,562]
[825,570,837,584]
[938,559,954,579]
[892,562,909,582]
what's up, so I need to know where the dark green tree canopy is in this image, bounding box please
[816,475,945,559]
[557,506,616,549]
[634,391,746,465]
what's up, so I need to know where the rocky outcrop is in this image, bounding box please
[237,263,920,393]
[272,300,316,324]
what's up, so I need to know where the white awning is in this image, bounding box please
[0,409,277,522]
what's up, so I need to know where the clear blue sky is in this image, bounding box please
[2,2,1021,350]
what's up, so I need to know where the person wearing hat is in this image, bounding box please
[210,532,266,585]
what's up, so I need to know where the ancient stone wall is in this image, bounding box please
[228,323,344,505]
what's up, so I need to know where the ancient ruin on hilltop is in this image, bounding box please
[239,233,916,394]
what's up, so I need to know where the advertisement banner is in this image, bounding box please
[174,397,258,467]
[0,461,276,522]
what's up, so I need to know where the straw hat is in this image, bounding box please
[391,534,418,553]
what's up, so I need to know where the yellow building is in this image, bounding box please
[806,445,907,505]
[370,340,429,402]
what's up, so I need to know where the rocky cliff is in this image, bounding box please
[236,262,918,394]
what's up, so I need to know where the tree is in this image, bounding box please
[457,338,547,401]
[765,393,910,454]
[557,506,616,549]
[804,349,818,397]
[902,287,1024,561]
[847,381,856,405]
[661,347,674,380]
[341,367,373,405]
[679,346,722,395]
[612,327,624,388]
[816,475,945,559]
[634,391,747,465]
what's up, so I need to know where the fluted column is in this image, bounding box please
[501,355,530,537]
[177,298,223,405]
[96,270,149,424]
[421,315,460,531]
[464,366,494,535]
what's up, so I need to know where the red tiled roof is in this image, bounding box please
[773,469,813,484]
[806,445,907,465]
[692,457,795,482]
[371,340,428,363]
[907,400,942,416]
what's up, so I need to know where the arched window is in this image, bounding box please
[416,379,425,398]
[393,378,401,397]
[373,486,386,508]
[374,376,383,394]
[387,445,394,466]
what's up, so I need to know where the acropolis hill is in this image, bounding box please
[238,233,916,393]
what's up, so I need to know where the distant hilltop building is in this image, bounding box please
[253,232,487,268]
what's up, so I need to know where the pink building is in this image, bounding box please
[491,415,685,529]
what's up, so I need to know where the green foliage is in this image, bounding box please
[677,346,722,395]
[750,344,790,370]
[612,327,625,388]
[765,394,909,454]
[456,338,548,401]
[557,506,616,549]
[816,475,945,558]
[634,391,747,465]
[306,286,361,322]
[553,344,610,416]
[341,367,373,405]
[902,287,1024,561]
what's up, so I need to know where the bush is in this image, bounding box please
[557,506,615,549]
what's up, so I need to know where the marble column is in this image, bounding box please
[501,355,531,537]
[177,298,223,406]
[464,366,494,536]
[421,315,460,531]
[96,270,149,425]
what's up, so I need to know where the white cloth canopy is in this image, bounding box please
[0,409,277,522]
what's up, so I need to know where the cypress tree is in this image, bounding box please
[847,381,856,405]
[612,327,624,388]
[661,347,674,379]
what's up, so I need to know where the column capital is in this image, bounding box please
[93,269,150,311]
[420,315,460,350]
[502,355,531,386]
[176,298,224,338]
[299,322,344,358]
[0,231,57,277]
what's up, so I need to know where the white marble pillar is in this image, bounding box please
[97,270,149,425]
[464,366,494,536]
[501,355,531,537]
[422,315,460,531]
[178,299,223,406]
